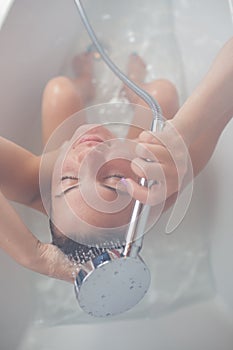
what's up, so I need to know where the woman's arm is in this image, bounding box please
[122,38,233,205]
[0,137,40,206]
[0,138,76,281]
[172,37,233,147]
[0,190,74,282]
[161,114,231,212]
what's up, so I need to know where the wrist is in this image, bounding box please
[31,241,75,283]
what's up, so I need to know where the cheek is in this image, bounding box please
[52,196,82,234]
[98,190,117,202]
[62,153,79,173]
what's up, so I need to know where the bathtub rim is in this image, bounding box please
[0,0,14,30]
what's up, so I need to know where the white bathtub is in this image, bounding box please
[0,1,233,349]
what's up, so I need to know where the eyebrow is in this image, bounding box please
[55,185,79,198]
[100,184,117,192]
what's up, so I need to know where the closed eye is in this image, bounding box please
[56,174,125,197]
[62,176,79,181]
[101,174,124,192]
[104,174,124,180]
[61,176,79,195]
[63,185,79,194]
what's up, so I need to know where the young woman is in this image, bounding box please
[0,37,232,282]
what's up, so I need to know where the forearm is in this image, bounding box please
[0,190,39,267]
[0,137,40,205]
[0,191,73,282]
[161,114,231,214]
[188,113,231,177]
[173,37,233,147]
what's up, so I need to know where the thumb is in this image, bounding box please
[139,130,163,144]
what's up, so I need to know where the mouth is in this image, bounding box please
[76,135,104,146]
[78,135,104,144]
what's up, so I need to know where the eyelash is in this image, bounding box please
[103,174,124,180]
[61,174,124,194]
[102,174,124,192]
[61,176,79,181]
[61,176,79,194]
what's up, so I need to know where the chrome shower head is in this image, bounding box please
[75,251,150,317]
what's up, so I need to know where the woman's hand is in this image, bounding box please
[0,190,77,283]
[32,242,76,283]
[122,121,191,206]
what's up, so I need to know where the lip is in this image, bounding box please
[76,135,104,146]
[80,136,104,143]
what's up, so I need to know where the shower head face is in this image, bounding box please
[75,254,151,317]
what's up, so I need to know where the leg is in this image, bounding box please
[42,52,95,146]
[122,54,179,119]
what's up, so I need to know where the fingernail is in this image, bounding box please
[120,178,128,186]
[117,178,129,192]
[131,52,138,56]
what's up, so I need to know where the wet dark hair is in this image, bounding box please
[49,219,107,263]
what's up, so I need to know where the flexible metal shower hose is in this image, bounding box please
[74,0,164,132]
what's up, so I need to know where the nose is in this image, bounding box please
[76,144,107,175]
[105,139,136,162]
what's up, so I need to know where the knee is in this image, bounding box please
[154,79,179,103]
[43,76,76,100]
[148,79,179,119]
[42,76,84,113]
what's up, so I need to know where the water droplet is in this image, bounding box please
[102,13,111,21]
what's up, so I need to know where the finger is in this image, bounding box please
[136,137,187,183]
[139,130,163,144]
[121,178,167,206]
[135,142,169,161]
[139,121,185,150]
[131,157,165,181]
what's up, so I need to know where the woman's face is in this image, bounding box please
[51,124,140,246]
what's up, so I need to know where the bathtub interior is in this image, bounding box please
[0,0,233,350]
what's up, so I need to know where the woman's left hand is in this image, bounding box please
[123,121,191,206]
